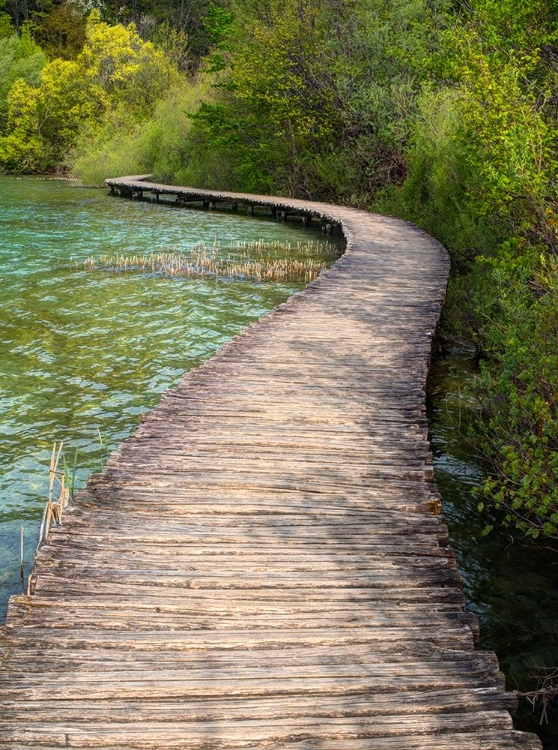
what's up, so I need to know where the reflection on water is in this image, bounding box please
[427,349,558,749]
[0,176,343,616]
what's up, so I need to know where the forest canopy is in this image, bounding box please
[1,0,557,542]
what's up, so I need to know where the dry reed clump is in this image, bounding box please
[81,240,338,283]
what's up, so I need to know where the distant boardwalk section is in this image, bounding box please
[0,177,541,749]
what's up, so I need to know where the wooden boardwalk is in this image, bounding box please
[0,178,541,749]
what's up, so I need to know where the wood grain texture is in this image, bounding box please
[0,178,541,749]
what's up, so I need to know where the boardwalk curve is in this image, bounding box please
[0,177,541,749]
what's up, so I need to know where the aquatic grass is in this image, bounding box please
[97,429,110,471]
[37,442,70,551]
[81,239,338,283]
[230,239,337,259]
[62,447,79,503]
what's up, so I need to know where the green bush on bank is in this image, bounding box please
[472,249,558,539]
[0,11,179,173]
[0,26,46,131]
[72,79,213,185]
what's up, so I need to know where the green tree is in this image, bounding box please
[329,0,450,205]
[32,0,88,60]
[0,10,181,172]
[0,10,13,37]
[0,25,46,127]
[188,0,450,200]
[1,57,99,170]
[80,9,177,112]
[190,0,354,195]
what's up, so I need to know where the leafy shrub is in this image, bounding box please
[0,27,46,128]
[473,248,558,539]
[72,77,211,185]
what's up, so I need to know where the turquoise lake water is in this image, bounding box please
[0,176,341,613]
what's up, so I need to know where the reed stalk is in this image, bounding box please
[81,239,339,283]
[20,525,24,584]
[38,441,71,548]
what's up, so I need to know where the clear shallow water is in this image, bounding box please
[0,176,342,614]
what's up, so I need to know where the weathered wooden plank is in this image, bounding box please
[0,735,541,750]
[0,712,518,747]
[0,688,518,722]
[4,624,478,652]
[1,647,493,671]
[8,608,475,633]
[18,583,466,606]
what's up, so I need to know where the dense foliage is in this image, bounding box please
[1,0,557,542]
